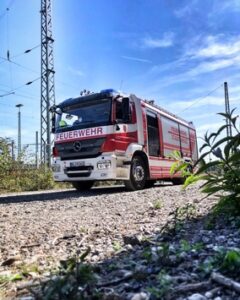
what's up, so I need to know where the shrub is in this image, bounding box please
[171,109,240,214]
[193,109,240,212]
[0,137,60,192]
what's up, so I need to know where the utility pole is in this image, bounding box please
[16,104,23,158]
[224,82,232,138]
[11,140,15,160]
[40,0,55,167]
[36,131,39,168]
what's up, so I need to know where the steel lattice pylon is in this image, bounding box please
[40,0,55,167]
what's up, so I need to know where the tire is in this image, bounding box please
[72,181,95,191]
[172,178,185,185]
[145,180,156,189]
[124,156,147,191]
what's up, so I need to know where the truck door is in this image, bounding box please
[147,111,160,156]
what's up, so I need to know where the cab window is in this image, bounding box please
[115,99,132,123]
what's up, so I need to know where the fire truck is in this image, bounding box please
[51,89,197,191]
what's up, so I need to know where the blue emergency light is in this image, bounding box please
[100,88,118,94]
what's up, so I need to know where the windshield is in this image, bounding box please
[55,99,112,132]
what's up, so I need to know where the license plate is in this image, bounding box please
[70,161,85,167]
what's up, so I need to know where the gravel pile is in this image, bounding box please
[0,183,240,299]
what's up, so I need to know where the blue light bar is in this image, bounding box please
[100,88,118,94]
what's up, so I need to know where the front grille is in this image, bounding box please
[66,166,94,171]
[56,138,105,160]
[64,166,94,178]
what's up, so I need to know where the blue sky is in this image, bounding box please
[0,0,240,155]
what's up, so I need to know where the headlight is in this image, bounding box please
[97,160,111,169]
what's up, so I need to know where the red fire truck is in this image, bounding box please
[51,89,197,191]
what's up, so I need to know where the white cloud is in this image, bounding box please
[228,85,240,95]
[187,56,240,76]
[148,60,237,91]
[196,122,224,139]
[147,51,240,91]
[142,32,174,49]
[168,96,224,111]
[190,35,240,59]
[149,57,187,74]
[174,0,199,18]
[188,112,217,121]
[217,0,240,13]
[166,95,240,113]
[174,5,192,18]
[0,127,32,145]
[197,122,223,132]
[0,128,17,138]
[121,56,152,64]
[141,34,240,92]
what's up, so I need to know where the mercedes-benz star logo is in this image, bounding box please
[73,141,82,152]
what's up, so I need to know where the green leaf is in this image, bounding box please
[196,151,211,163]
[202,185,222,195]
[170,161,179,175]
[80,247,91,262]
[200,142,210,153]
[231,116,238,128]
[183,174,203,188]
[208,132,217,142]
[213,124,228,142]
[228,152,240,163]
[224,140,234,159]
[10,273,23,282]
[195,160,221,175]
[218,112,231,119]
[211,136,233,151]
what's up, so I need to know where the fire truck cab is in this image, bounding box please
[51,89,197,191]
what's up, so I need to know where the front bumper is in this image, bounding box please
[52,153,130,181]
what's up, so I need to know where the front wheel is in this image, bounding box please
[124,156,147,191]
[72,181,95,191]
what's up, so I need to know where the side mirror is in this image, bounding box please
[50,106,62,133]
[122,98,130,123]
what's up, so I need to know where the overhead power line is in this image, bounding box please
[0,45,41,66]
[1,55,81,93]
[0,84,39,99]
[0,0,15,21]
[0,91,14,98]
[0,77,40,97]
[0,91,36,101]
[12,44,41,59]
[179,83,224,113]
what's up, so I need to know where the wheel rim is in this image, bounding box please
[132,162,145,182]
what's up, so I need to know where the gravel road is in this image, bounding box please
[0,184,204,267]
[0,183,240,299]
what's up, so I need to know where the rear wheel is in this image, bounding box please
[72,181,95,191]
[145,180,156,188]
[172,178,185,185]
[124,156,147,191]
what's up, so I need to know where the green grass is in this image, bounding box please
[153,200,162,210]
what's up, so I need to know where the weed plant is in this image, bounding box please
[172,109,240,214]
[0,137,69,192]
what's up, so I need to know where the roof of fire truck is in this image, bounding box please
[56,89,194,128]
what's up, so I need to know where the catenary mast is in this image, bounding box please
[40,0,55,166]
